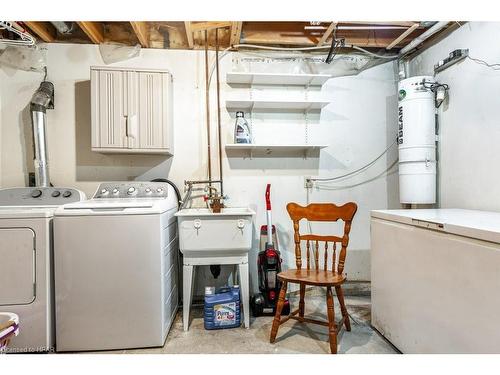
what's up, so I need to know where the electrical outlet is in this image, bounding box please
[304,176,314,189]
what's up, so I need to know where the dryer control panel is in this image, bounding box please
[0,187,85,206]
[93,182,171,199]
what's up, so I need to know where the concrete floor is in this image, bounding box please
[108,294,398,354]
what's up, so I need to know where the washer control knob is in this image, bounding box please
[145,188,152,194]
[127,187,137,195]
[62,190,72,198]
[52,191,61,198]
[100,189,109,196]
[156,188,163,194]
[31,189,42,198]
[112,188,119,195]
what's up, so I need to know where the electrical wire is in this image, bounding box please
[421,79,449,108]
[231,43,398,59]
[467,55,500,70]
[309,137,398,182]
[350,45,398,59]
[325,27,345,64]
[314,159,398,190]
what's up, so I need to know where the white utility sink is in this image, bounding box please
[175,207,255,257]
[175,206,256,331]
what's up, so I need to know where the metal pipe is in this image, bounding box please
[399,22,449,56]
[31,111,50,187]
[184,179,222,185]
[215,28,224,197]
[30,81,54,187]
[204,30,212,186]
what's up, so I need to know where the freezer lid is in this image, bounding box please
[371,208,500,244]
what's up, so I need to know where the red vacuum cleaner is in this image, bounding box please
[251,184,290,316]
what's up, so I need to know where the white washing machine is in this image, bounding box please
[53,181,179,352]
[0,187,85,352]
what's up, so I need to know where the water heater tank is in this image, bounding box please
[398,76,436,204]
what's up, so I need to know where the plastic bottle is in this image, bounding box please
[234,112,252,144]
[204,285,241,330]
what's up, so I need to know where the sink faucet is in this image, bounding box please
[180,180,226,212]
[204,186,224,213]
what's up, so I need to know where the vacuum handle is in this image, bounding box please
[265,184,271,211]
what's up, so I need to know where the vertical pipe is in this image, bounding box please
[31,110,50,187]
[204,30,212,185]
[215,28,224,197]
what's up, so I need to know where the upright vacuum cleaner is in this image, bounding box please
[251,184,290,316]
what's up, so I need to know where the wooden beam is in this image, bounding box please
[184,21,194,49]
[190,21,232,32]
[77,21,104,44]
[386,23,419,50]
[242,31,398,48]
[317,22,337,45]
[24,21,56,42]
[130,21,150,48]
[229,22,243,46]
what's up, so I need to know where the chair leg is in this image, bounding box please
[270,281,288,343]
[326,286,338,354]
[335,285,351,331]
[299,283,305,322]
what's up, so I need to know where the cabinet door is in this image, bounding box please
[123,71,139,149]
[137,72,169,150]
[92,70,127,148]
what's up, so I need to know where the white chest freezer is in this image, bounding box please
[371,209,500,353]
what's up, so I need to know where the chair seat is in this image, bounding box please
[278,269,346,286]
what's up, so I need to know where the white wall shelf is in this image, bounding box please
[226,72,331,86]
[225,143,327,158]
[226,99,330,111]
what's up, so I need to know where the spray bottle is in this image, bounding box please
[234,111,252,144]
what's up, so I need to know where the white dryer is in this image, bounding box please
[53,181,179,352]
[0,187,85,352]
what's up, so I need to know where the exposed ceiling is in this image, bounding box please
[2,21,456,52]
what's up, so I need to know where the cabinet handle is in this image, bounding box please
[128,115,137,139]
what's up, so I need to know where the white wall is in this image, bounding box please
[0,43,398,294]
[409,22,500,211]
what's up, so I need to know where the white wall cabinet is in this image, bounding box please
[91,66,173,155]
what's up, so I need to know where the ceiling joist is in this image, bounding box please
[77,21,104,44]
[190,21,232,32]
[130,21,150,48]
[10,21,447,52]
[184,21,194,49]
[386,23,419,50]
[230,22,243,47]
[24,21,56,42]
[317,22,337,45]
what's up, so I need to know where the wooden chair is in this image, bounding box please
[269,202,358,354]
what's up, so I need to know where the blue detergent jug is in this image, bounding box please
[204,285,241,330]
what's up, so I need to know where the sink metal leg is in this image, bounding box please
[233,265,238,285]
[183,264,195,331]
[238,262,250,329]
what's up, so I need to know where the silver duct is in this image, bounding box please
[30,81,54,187]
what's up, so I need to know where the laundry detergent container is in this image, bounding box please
[204,286,241,330]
